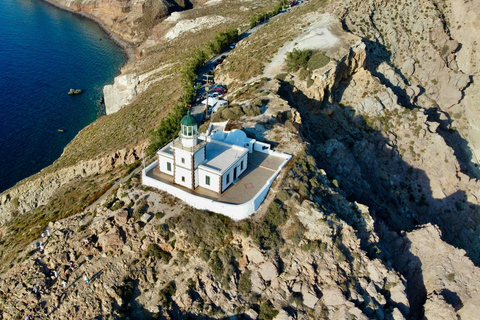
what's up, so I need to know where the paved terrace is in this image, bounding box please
[145,151,285,204]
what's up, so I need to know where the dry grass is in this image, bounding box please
[218,0,330,97]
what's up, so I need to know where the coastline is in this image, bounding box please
[0,0,136,195]
[38,0,136,64]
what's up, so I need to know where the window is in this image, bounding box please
[167,162,171,171]
[205,176,210,186]
[181,157,185,164]
[240,161,243,170]
[181,176,185,182]
[226,174,230,184]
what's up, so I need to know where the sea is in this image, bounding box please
[0,0,126,193]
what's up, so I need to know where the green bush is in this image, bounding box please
[243,104,262,117]
[259,301,279,320]
[208,250,224,278]
[252,200,288,250]
[115,277,136,304]
[237,270,252,295]
[103,197,118,209]
[275,73,288,81]
[289,292,303,305]
[299,68,310,80]
[307,51,330,70]
[307,78,314,88]
[159,280,176,308]
[111,200,125,211]
[285,49,312,72]
[144,243,172,263]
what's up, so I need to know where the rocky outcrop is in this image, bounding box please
[0,146,143,225]
[395,224,480,320]
[47,0,192,44]
[103,73,141,114]
[103,64,173,114]
[0,175,412,319]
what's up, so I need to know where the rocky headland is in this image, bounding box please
[1,0,480,319]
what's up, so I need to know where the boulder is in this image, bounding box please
[114,210,129,225]
[245,247,265,265]
[258,261,278,282]
[322,287,345,307]
[98,227,124,252]
[68,89,83,95]
[302,291,319,309]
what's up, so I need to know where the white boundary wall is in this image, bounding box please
[142,151,292,220]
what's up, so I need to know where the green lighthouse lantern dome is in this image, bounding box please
[180,110,197,127]
[180,110,198,147]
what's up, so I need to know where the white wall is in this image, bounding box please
[194,147,206,168]
[174,148,193,169]
[158,154,174,176]
[174,166,193,189]
[195,168,199,189]
[221,153,248,192]
[254,141,271,152]
[143,149,292,220]
[198,169,221,193]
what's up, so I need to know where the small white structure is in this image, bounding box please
[157,111,250,194]
[201,98,227,112]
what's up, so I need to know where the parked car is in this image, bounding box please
[290,1,297,6]
[209,92,221,98]
[214,87,227,94]
[230,42,237,49]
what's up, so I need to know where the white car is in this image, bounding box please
[209,92,221,98]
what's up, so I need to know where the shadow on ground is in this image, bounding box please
[277,70,480,318]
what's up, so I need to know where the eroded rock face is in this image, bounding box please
[395,224,480,320]
[103,73,140,115]
[0,146,142,224]
[49,0,192,43]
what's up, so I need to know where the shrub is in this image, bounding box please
[307,78,314,88]
[115,277,136,304]
[275,73,288,81]
[252,200,288,250]
[111,200,125,211]
[159,280,176,308]
[208,250,224,278]
[259,301,279,320]
[447,273,455,281]
[103,197,118,209]
[132,204,147,221]
[299,68,310,80]
[237,270,252,295]
[307,51,330,70]
[243,104,262,117]
[285,49,312,72]
[289,292,303,305]
[222,105,245,120]
[144,243,172,263]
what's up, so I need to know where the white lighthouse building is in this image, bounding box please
[157,111,251,193]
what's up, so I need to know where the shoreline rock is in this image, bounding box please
[68,88,83,95]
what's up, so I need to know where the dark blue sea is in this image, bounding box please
[0,0,126,193]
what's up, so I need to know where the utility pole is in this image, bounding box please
[204,74,213,120]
